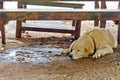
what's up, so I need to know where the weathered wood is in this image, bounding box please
[0,2,3,9]
[1,0,119,2]
[101,0,107,9]
[74,20,81,39]
[0,21,5,44]
[113,1,120,25]
[16,0,23,38]
[117,1,120,44]
[0,0,119,2]
[118,1,120,11]
[23,2,84,8]
[0,9,120,20]
[100,0,106,28]
[94,1,99,26]
[0,2,2,30]
[21,1,84,38]
[94,0,107,28]
[118,20,120,44]
[72,20,76,26]
[0,2,5,44]
[22,27,75,34]
[16,20,22,38]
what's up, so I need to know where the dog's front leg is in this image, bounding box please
[61,49,71,55]
[61,40,76,56]
[92,46,113,58]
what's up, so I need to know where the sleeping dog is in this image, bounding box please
[62,29,117,60]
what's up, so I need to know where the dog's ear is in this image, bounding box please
[83,47,92,57]
[69,40,77,51]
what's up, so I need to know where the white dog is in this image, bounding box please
[62,29,117,60]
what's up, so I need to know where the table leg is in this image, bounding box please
[94,1,99,26]
[0,21,5,44]
[16,21,22,38]
[100,1,106,28]
[74,20,81,39]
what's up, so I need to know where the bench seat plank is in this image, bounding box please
[0,9,120,20]
[22,2,84,8]
[1,9,120,12]
[0,0,119,2]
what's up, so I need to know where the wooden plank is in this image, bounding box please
[72,20,76,26]
[94,1,99,26]
[0,2,2,41]
[16,20,22,38]
[118,1,120,43]
[16,0,23,38]
[74,20,81,39]
[118,20,120,44]
[0,21,5,45]
[0,2,3,31]
[0,2,5,44]
[100,0,106,28]
[1,9,119,12]
[23,2,84,8]
[0,9,120,20]
[22,27,75,34]
[21,0,84,39]
[0,0,120,2]
[112,1,120,25]
[0,2,3,9]
[119,1,120,9]
[34,0,119,1]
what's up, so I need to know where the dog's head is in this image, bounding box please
[69,40,87,60]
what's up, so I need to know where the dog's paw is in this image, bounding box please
[92,52,105,58]
[61,49,70,56]
[92,47,113,58]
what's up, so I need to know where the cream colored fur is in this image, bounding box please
[62,28,117,60]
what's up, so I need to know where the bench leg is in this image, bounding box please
[74,20,81,39]
[16,20,22,38]
[94,1,99,27]
[100,1,106,28]
[118,21,120,44]
[72,20,76,26]
[100,20,106,28]
[71,20,76,36]
[94,20,99,26]
[0,21,5,45]
[0,2,5,44]
[94,0,106,28]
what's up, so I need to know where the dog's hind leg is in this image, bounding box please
[92,45,113,58]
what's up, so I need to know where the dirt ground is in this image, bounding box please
[0,21,119,80]
[0,37,119,80]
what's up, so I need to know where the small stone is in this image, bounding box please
[63,75,67,78]
[48,51,52,53]
[68,76,72,79]
[0,47,4,51]
[54,53,61,56]
[16,57,25,61]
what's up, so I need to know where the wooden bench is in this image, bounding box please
[0,0,84,44]
[16,0,120,39]
[16,1,84,39]
[0,9,120,43]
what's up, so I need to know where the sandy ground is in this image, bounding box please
[0,21,120,80]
